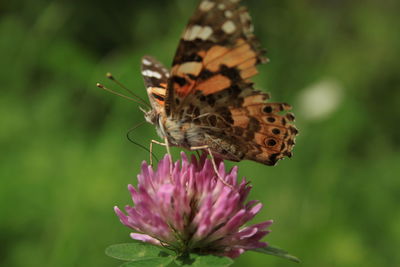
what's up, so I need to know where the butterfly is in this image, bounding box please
[141,0,298,166]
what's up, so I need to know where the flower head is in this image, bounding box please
[114,152,272,258]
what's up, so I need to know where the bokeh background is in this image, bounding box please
[1,0,399,266]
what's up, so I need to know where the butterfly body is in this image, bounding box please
[141,0,298,166]
[145,103,242,160]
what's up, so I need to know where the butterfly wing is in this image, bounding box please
[141,56,169,108]
[165,0,297,165]
[165,0,265,114]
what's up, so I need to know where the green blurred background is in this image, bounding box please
[1,0,399,266]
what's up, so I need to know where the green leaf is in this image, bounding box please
[174,254,233,267]
[105,242,172,261]
[120,257,174,267]
[190,255,233,267]
[253,245,301,263]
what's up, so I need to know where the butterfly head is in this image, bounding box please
[141,96,167,140]
[142,106,159,125]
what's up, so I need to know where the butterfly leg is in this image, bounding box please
[190,145,233,188]
[150,139,173,178]
[164,137,172,158]
[150,138,172,170]
[163,137,174,180]
[150,139,168,166]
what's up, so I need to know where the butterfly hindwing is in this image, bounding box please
[227,98,298,165]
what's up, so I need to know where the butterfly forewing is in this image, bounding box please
[166,0,266,114]
[141,56,169,107]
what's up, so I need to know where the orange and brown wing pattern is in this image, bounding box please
[166,0,266,115]
[228,95,298,165]
[163,0,297,165]
[141,56,169,107]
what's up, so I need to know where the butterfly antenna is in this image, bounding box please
[106,72,151,108]
[96,83,146,105]
[126,121,159,163]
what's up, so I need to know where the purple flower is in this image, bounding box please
[114,152,272,258]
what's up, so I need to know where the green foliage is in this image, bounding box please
[175,254,233,267]
[106,242,234,267]
[253,246,301,263]
[1,0,400,266]
[105,242,173,261]
[105,242,298,266]
[106,243,174,267]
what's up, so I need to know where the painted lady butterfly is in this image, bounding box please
[141,0,298,165]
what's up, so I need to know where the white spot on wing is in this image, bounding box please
[142,58,152,66]
[199,0,215,11]
[241,12,251,21]
[162,69,170,77]
[222,20,236,34]
[224,10,233,18]
[183,25,213,41]
[183,25,202,40]
[142,69,162,79]
[198,26,213,40]
[176,62,203,76]
[240,12,254,33]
